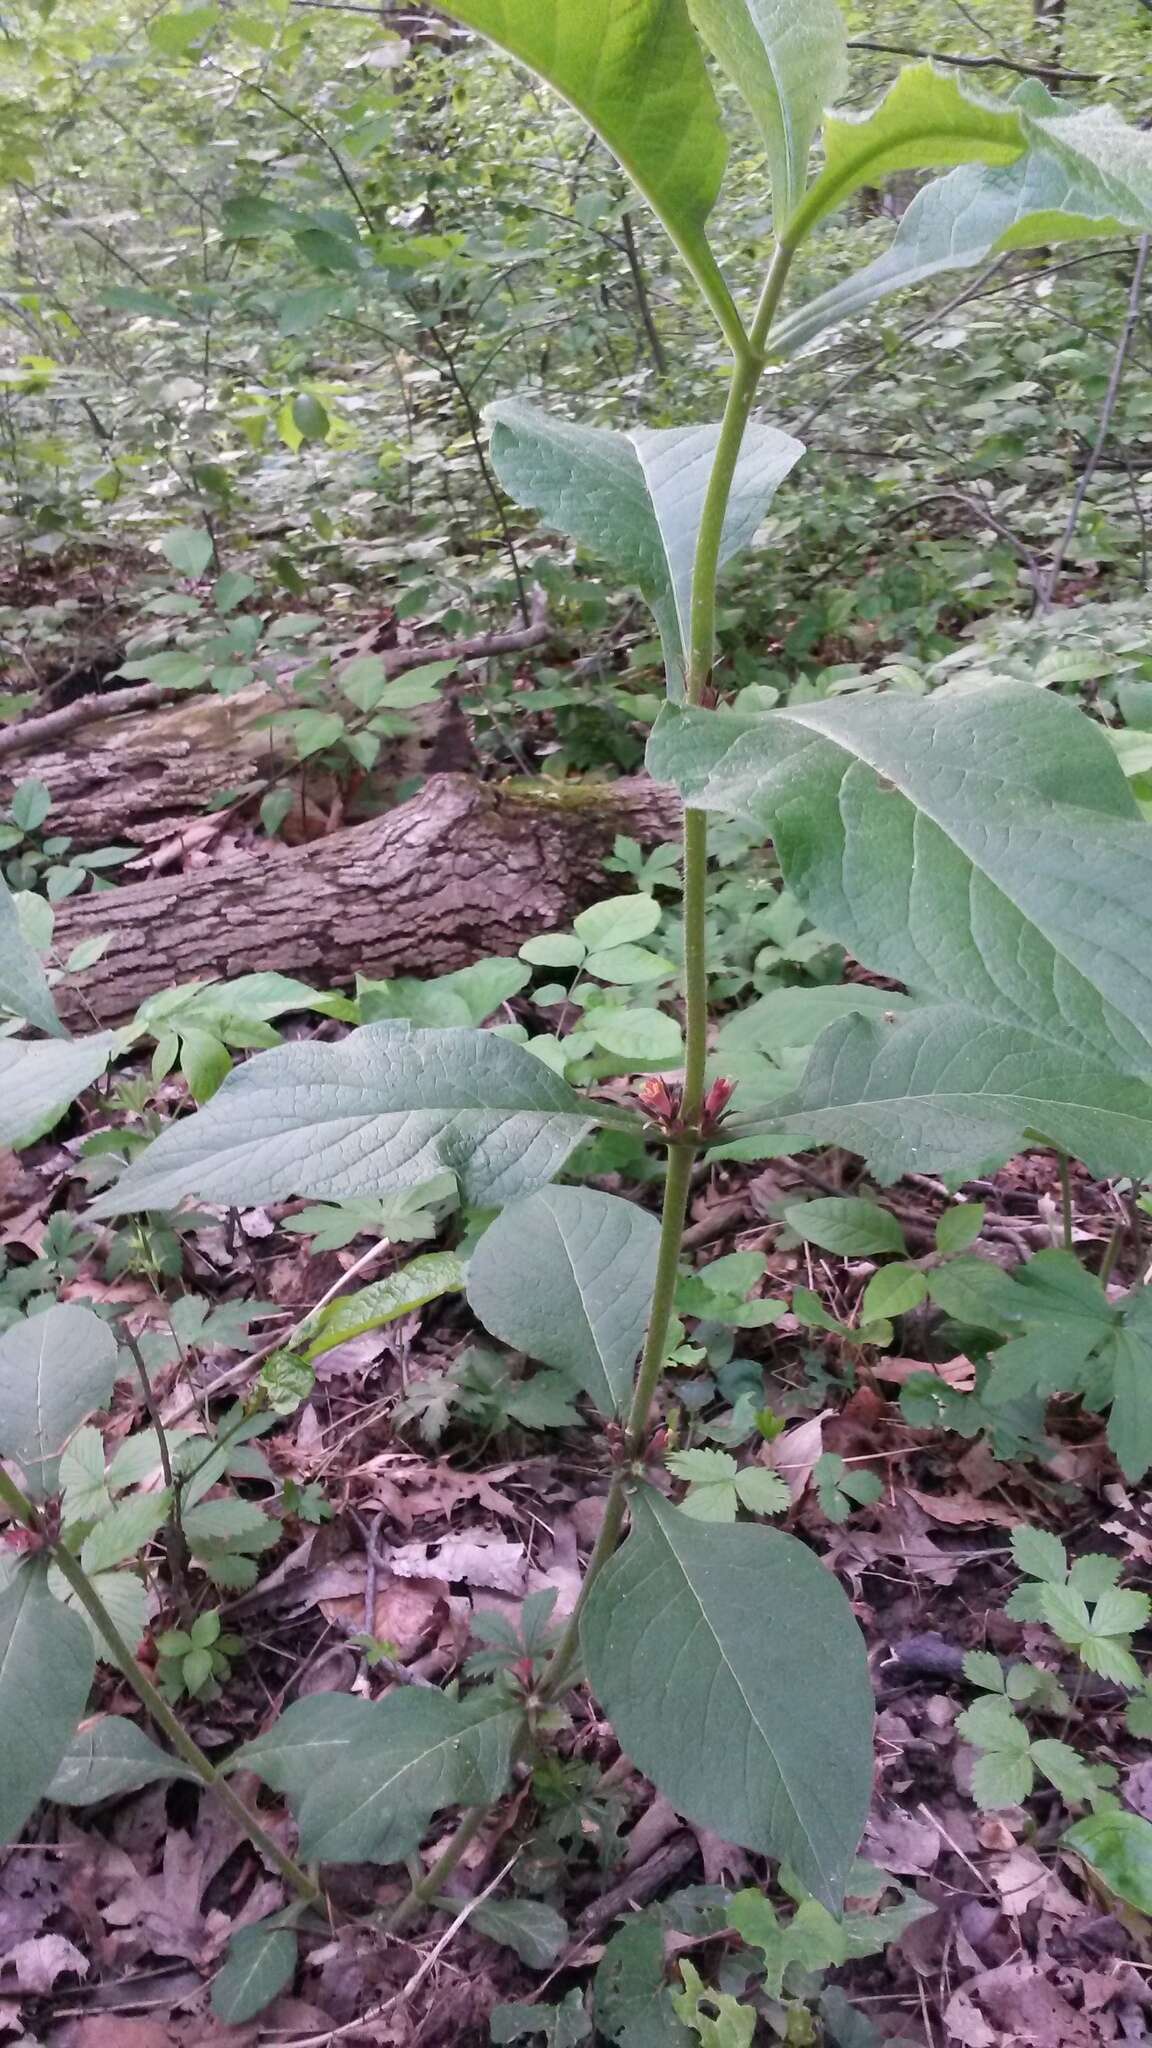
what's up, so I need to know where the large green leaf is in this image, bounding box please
[47,1716,196,1805]
[488,400,803,694]
[649,685,1152,1179]
[773,147,1129,359]
[763,1007,1152,1184]
[687,0,847,225]
[212,1923,298,2025]
[0,1564,95,1845]
[228,1693,380,1795]
[436,0,735,337]
[0,1035,115,1147]
[786,65,1026,243]
[0,1305,120,1499]
[0,875,63,1038]
[93,1024,595,1217]
[467,1185,660,1416]
[1065,1811,1152,1915]
[293,1691,516,1864]
[581,1488,873,1908]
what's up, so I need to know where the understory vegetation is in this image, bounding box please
[5,3,1152,2044]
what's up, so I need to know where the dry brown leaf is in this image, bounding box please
[992,1847,1084,1922]
[767,1412,827,1503]
[863,1806,942,1875]
[59,2023,174,2048]
[873,1354,976,1389]
[4,1935,88,1994]
[321,1565,449,1657]
[388,1535,527,1592]
[905,1487,1020,1529]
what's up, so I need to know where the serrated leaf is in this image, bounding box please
[467,1186,659,1416]
[93,1024,595,1217]
[962,1650,1005,1693]
[595,1916,692,2048]
[651,687,1152,1182]
[581,1487,873,1907]
[1030,1739,1102,1806]
[212,1922,297,2024]
[80,1491,171,1573]
[783,1197,906,1257]
[47,1716,195,1804]
[687,0,847,225]
[733,1466,791,1516]
[0,1306,119,1498]
[0,1564,94,1844]
[1066,1811,1152,1913]
[487,401,802,693]
[303,1253,467,1360]
[435,0,733,332]
[970,1748,1034,1809]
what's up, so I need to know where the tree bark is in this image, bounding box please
[51,773,682,1026]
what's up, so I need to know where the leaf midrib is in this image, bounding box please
[645,1500,833,1891]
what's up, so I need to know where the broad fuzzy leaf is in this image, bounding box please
[773,147,1129,359]
[1066,1811,1152,1914]
[0,1564,95,1845]
[293,1690,515,1864]
[0,874,61,1037]
[212,1923,297,2024]
[0,1035,115,1146]
[436,0,735,332]
[93,1024,595,1216]
[581,1488,873,1907]
[47,1716,196,1805]
[687,0,847,224]
[787,65,1026,241]
[650,686,1152,1180]
[467,1185,660,1415]
[488,401,803,694]
[0,1306,120,1499]
[228,1693,380,1794]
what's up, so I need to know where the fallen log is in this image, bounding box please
[52,772,683,1025]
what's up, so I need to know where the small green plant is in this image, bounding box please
[155,1609,245,1701]
[6,1,1152,2029]
[0,779,133,902]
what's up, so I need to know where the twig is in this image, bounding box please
[1042,235,1152,608]
[160,1235,396,1427]
[276,1854,519,2046]
[621,210,668,377]
[845,36,1099,82]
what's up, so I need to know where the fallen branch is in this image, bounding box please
[51,771,682,1024]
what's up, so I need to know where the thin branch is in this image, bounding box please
[845,35,1099,82]
[1042,234,1152,607]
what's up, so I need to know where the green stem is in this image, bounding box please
[381,237,800,1937]
[0,1467,319,1909]
[386,1796,497,1935]
[1058,1150,1074,1251]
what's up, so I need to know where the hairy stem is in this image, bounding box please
[0,1467,320,1909]
[386,1796,497,1935]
